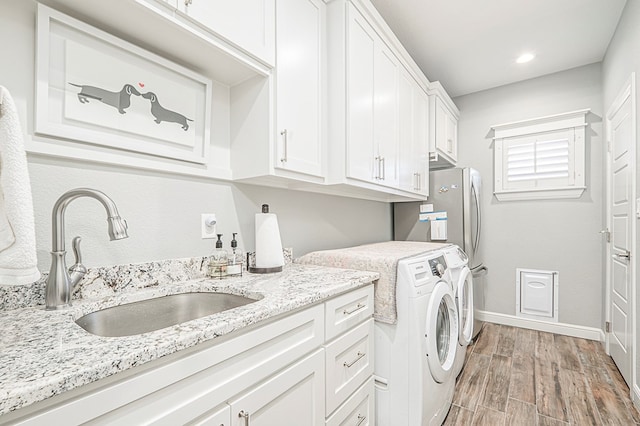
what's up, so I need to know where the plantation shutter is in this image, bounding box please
[503,130,575,190]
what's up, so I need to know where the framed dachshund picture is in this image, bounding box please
[34,4,212,166]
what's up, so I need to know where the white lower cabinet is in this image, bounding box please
[6,285,374,426]
[325,320,374,415]
[326,377,374,426]
[229,349,325,426]
[189,404,231,426]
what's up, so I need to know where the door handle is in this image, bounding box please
[613,250,631,261]
[280,129,288,163]
[239,410,250,426]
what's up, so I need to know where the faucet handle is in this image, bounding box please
[69,236,87,286]
[71,236,83,265]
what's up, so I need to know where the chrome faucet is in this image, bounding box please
[45,188,129,310]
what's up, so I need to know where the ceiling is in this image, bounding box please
[369,0,628,98]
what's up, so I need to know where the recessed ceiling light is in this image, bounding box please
[516,53,535,64]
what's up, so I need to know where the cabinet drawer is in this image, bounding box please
[326,377,374,426]
[325,319,374,416]
[325,285,374,341]
[188,404,230,426]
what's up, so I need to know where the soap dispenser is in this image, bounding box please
[208,234,228,278]
[227,233,243,275]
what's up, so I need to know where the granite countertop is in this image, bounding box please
[0,262,379,417]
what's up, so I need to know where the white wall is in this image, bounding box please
[602,0,640,401]
[1,1,392,274]
[454,63,604,329]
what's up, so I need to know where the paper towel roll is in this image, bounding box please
[255,212,284,269]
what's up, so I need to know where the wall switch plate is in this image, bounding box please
[201,213,217,239]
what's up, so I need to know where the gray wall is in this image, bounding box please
[454,63,604,329]
[602,0,640,396]
[1,1,392,273]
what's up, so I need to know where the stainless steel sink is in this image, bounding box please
[75,292,256,337]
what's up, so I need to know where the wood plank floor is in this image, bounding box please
[444,323,640,425]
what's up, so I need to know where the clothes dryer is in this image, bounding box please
[375,251,458,425]
[444,245,474,377]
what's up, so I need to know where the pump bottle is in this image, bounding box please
[208,234,228,277]
[227,233,243,275]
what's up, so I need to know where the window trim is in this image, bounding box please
[492,109,589,201]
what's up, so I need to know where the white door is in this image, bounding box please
[179,0,275,65]
[373,42,399,187]
[606,76,636,387]
[229,349,325,425]
[275,0,323,177]
[346,4,376,182]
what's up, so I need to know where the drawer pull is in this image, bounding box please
[356,414,366,426]
[343,303,365,315]
[344,351,365,368]
[239,410,250,426]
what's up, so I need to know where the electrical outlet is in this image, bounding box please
[201,213,217,239]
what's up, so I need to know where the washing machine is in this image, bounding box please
[444,245,474,378]
[375,250,459,425]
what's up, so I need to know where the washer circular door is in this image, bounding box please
[456,266,474,346]
[425,281,459,383]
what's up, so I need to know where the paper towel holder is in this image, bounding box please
[247,251,283,274]
[250,204,284,274]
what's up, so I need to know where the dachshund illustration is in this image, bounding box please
[68,83,141,114]
[141,92,193,131]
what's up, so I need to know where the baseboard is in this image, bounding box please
[476,310,605,341]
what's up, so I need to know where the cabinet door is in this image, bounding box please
[398,70,428,195]
[346,4,376,183]
[398,69,415,191]
[373,43,399,187]
[434,97,457,162]
[445,112,458,162]
[229,349,325,426]
[275,0,323,177]
[413,86,429,195]
[179,0,275,65]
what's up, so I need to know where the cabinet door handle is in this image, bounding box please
[239,410,250,426]
[355,414,367,426]
[380,157,385,180]
[418,173,421,191]
[374,156,380,179]
[343,302,365,315]
[184,0,192,5]
[344,351,365,368]
[280,129,288,163]
[613,250,631,261]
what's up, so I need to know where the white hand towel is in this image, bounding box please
[0,86,40,285]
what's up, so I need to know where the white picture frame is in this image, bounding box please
[34,4,212,165]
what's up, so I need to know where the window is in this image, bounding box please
[492,109,589,201]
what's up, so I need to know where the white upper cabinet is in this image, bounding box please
[398,69,429,196]
[327,0,428,201]
[429,82,460,169]
[230,0,326,185]
[373,43,399,187]
[346,3,398,187]
[345,6,376,183]
[178,0,276,66]
[275,0,324,178]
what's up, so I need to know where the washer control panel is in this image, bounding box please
[428,256,447,277]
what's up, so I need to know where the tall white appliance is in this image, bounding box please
[394,167,487,338]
